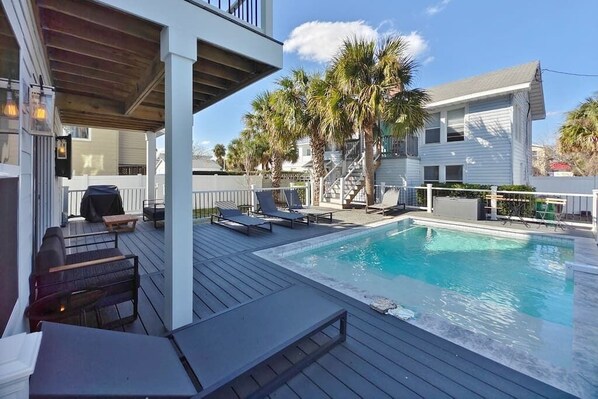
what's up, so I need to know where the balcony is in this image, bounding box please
[191,0,272,34]
[379,135,419,158]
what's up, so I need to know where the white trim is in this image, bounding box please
[426,83,531,109]
[0,331,43,399]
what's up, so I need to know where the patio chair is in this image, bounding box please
[29,227,139,330]
[365,188,405,215]
[284,189,335,223]
[143,199,165,228]
[211,201,272,235]
[255,190,309,228]
[30,285,347,398]
[536,197,567,230]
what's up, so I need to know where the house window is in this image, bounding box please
[446,165,463,182]
[447,108,465,142]
[425,112,440,144]
[64,126,90,140]
[423,166,439,183]
[304,147,311,156]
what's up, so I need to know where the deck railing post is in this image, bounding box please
[380,182,386,203]
[426,184,433,213]
[490,185,498,221]
[260,0,273,35]
[250,184,256,212]
[319,177,324,204]
[592,189,598,238]
[340,177,345,206]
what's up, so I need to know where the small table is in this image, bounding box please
[103,214,138,232]
[26,289,106,331]
[499,198,530,227]
[237,204,253,215]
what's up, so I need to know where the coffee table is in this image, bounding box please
[103,214,138,232]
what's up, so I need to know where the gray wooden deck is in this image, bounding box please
[63,212,575,399]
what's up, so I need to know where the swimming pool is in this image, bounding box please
[285,219,575,370]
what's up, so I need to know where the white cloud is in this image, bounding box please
[426,0,451,16]
[284,21,430,63]
[423,56,435,65]
[284,21,378,63]
[545,110,565,118]
[200,140,211,145]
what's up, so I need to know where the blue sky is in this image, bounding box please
[170,0,598,152]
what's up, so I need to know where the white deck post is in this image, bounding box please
[145,131,157,201]
[260,0,273,36]
[426,183,433,213]
[490,185,498,221]
[340,177,345,206]
[319,177,324,204]
[161,26,196,330]
[592,189,598,236]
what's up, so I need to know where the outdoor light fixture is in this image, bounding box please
[3,79,18,119]
[56,137,68,159]
[32,75,47,121]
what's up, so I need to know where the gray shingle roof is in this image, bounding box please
[426,61,546,120]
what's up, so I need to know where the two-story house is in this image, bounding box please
[376,61,546,188]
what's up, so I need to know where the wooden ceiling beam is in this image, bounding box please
[47,48,144,77]
[54,83,130,102]
[43,30,151,69]
[198,43,259,74]
[192,73,232,90]
[53,71,135,94]
[58,112,162,131]
[36,0,160,42]
[39,8,158,58]
[124,55,164,115]
[50,60,137,85]
[194,59,242,83]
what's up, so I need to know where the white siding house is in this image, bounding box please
[378,61,546,187]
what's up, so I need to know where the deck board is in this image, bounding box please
[61,214,576,399]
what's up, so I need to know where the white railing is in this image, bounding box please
[405,185,597,229]
[67,188,145,217]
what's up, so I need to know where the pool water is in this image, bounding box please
[287,220,575,368]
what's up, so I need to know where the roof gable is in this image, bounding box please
[425,61,546,120]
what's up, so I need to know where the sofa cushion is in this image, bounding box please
[43,227,66,259]
[35,236,66,274]
[66,248,122,264]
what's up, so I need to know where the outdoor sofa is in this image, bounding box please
[211,200,272,235]
[28,227,139,330]
[143,199,165,228]
[255,190,309,228]
[365,188,406,215]
[30,285,347,398]
[284,188,335,223]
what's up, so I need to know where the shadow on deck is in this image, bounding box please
[60,210,577,398]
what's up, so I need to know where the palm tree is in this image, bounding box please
[213,143,226,170]
[328,36,429,205]
[245,91,297,191]
[558,96,598,156]
[273,69,352,205]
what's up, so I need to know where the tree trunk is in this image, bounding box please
[363,126,375,205]
[271,151,283,202]
[310,133,326,206]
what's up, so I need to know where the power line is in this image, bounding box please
[542,68,598,78]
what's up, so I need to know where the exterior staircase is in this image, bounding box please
[321,148,381,209]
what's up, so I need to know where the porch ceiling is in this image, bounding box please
[34,0,276,132]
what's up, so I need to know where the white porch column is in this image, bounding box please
[161,27,197,330]
[145,131,157,201]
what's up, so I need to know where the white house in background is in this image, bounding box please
[156,153,221,174]
[377,61,545,188]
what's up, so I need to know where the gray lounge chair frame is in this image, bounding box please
[30,285,347,398]
[210,201,272,235]
[365,188,406,215]
[255,191,309,228]
[284,189,334,223]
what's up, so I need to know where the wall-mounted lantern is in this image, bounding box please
[55,134,71,179]
[3,79,18,119]
[29,75,55,136]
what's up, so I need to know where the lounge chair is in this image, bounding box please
[365,188,406,215]
[284,189,335,223]
[255,191,309,228]
[143,199,165,228]
[30,285,347,398]
[211,201,272,235]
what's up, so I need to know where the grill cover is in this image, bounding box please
[80,185,124,222]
